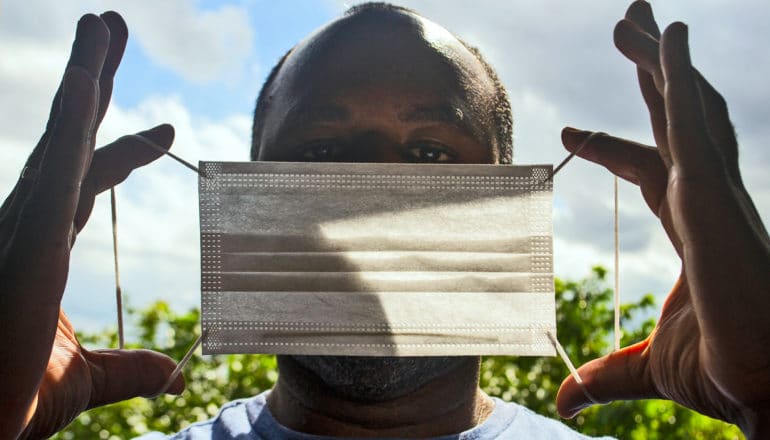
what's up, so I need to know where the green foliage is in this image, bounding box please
[479,266,743,439]
[55,267,743,439]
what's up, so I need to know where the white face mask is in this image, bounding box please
[199,161,555,357]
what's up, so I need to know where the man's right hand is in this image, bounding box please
[556,1,770,437]
[0,12,184,439]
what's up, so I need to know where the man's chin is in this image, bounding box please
[285,355,468,402]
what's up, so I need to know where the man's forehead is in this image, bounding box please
[282,100,472,133]
[270,8,493,98]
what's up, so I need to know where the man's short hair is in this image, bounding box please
[250,2,513,164]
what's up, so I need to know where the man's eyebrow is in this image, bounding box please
[285,105,350,126]
[398,104,467,128]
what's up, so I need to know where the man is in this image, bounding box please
[1,1,768,439]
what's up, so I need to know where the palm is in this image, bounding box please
[27,307,184,439]
[645,278,733,420]
[26,312,93,439]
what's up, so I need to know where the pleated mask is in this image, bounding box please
[199,161,555,356]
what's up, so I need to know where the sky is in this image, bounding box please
[1,0,768,337]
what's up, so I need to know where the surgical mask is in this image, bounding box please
[199,161,555,357]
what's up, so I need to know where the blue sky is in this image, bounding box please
[1,1,769,339]
[112,0,339,120]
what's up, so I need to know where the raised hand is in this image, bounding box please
[0,13,183,440]
[556,1,770,437]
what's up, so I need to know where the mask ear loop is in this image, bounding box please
[542,131,610,406]
[125,134,207,178]
[108,135,207,395]
[110,187,124,349]
[156,330,206,396]
[613,173,620,352]
[546,331,599,404]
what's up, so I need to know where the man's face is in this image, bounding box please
[255,10,500,164]
[255,9,501,401]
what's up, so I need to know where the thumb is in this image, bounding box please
[556,339,658,418]
[84,348,185,408]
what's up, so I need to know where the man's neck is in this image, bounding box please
[266,356,494,438]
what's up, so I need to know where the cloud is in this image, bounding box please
[0,0,95,43]
[116,1,256,84]
[0,0,257,191]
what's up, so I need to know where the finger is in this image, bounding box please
[614,19,664,93]
[623,1,672,159]
[556,339,658,418]
[618,12,741,179]
[625,0,660,39]
[2,16,110,228]
[561,128,667,215]
[32,13,110,137]
[91,124,175,194]
[637,67,671,164]
[693,70,740,179]
[57,14,109,173]
[36,14,110,154]
[689,72,767,238]
[614,19,742,179]
[614,19,674,171]
[660,23,721,177]
[562,128,685,254]
[68,14,110,78]
[84,349,185,408]
[93,12,128,131]
[73,124,175,231]
[13,66,98,254]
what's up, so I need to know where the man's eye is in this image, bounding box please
[298,141,344,161]
[401,141,456,163]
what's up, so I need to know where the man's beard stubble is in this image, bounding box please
[287,355,468,402]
